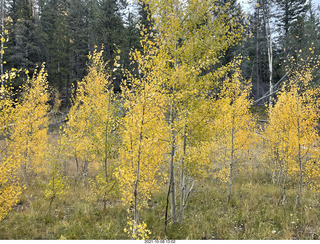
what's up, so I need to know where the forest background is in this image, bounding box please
[2,0,320,103]
[2,0,320,240]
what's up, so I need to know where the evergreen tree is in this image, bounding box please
[88,0,126,63]
[68,0,89,86]
[6,0,41,78]
[88,0,127,92]
[39,0,71,91]
[275,0,310,60]
[122,11,140,70]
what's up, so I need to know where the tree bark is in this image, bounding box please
[227,113,235,204]
[169,97,177,223]
[255,2,261,100]
[82,158,89,186]
[296,125,303,208]
[281,158,288,205]
[295,79,303,208]
[133,78,146,237]
[179,112,188,223]
[261,0,273,109]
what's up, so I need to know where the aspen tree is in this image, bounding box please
[260,0,273,109]
[0,85,22,222]
[0,33,50,221]
[0,154,22,221]
[7,66,50,182]
[217,68,255,203]
[44,142,69,214]
[264,54,319,207]
[140,0,247,225]
[175,97,218,223]
[61,48,118,193]
[116,26,168,239]
[0,33,23,221]
[194,63,256,203]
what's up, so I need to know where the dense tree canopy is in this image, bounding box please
[2,0,320,103]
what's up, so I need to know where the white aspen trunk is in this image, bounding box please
[168,0,179,224]
[179,113,187,223]
[277,158,283,186]
[179,168,185,223]
[82,159,89,187]
[255,3,261,100]
[227,113,235,204]
[296,111,303,208]
[104,93,112,182]
[261,0,273,109]
[133,159,140,238]
[104,118,109,181]
[281,157,288,205]
[296,144,303,208]
[103,102,111,212]
[169,98,177,223]
[295,77,303,208]
[75,151,79,181]
[133,79,146,238]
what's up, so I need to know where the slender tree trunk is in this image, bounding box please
[262,0,273,109]
[104,112,110,181]
[169,97,177,223]
[75,151,79,181]
[295,83,303,208]
[296,126,303,208]
[255,3,261,100]
[179,157,185,223]
[66,75,70,109]
[271,164,276,184]
[169,1,179,222]
[282,158,288,205]
[227,114,235,204]
[133,160,141,237]
[296,153,303,208]
[179,112,188,223]
[277,158,283,186]
[103,104,111,209]
[47,175,55,215]
[82,158,89,186]
[164,177,171,233]
[133,80,146,237]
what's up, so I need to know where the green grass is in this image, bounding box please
[1,167,320,240]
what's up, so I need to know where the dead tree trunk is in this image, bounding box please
[261,0,273,109]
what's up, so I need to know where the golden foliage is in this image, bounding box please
[44,143,70,207]
[264,57,319,194]
[188,67,256,183]
[124,217,151,240]
[8,66,50,178]
[116,34,168,207]
[0,154,22,221]
[116,33,169,237]
[61,48,119,193]
[116,82,168,208]
[0,58,49,220]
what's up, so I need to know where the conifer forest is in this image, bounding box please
[3,0,320,240]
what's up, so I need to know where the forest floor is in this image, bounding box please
[1,163,320,240]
